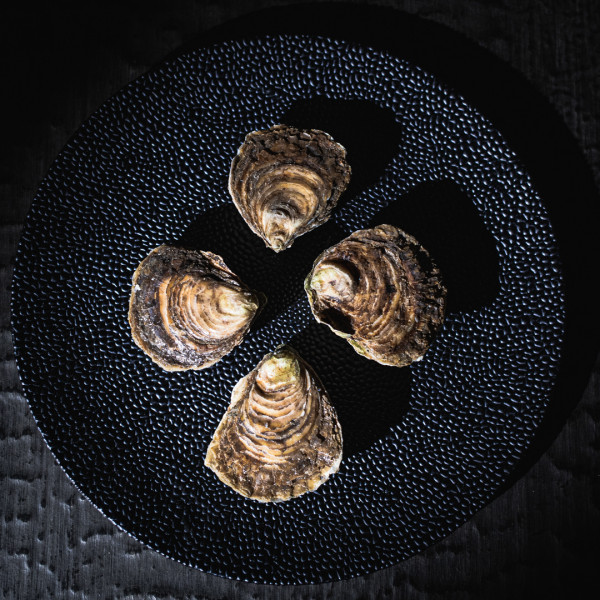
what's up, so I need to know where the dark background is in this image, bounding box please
[1,1,598,598]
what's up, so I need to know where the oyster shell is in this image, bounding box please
[228,124,351,252]
[205,346,343,502]
[305,224,446,367]
[128,245,263,371]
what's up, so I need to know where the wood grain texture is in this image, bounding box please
[1,1,598,598]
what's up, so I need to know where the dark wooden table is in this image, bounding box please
[1,1,598,598]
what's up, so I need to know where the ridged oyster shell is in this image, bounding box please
[128,245,263,371]
[228,124,351,252]
[305,225,447,367]
[205,346,343,502]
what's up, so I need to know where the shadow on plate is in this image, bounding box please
[191,1,600,501]
[370,179,499,313]
[173,204,347,330]
[291,322,412,457]
[174,99,407,332]
[281,97,403,212]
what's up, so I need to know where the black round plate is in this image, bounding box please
[12,12,566,585]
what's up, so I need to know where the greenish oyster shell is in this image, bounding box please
[205,346,343,502]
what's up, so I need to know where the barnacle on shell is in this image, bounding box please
[305,225,447,367]
[128,245,264,371]
[205,346,343,502]
[228,124,351,252]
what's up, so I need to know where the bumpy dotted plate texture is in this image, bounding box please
[11,35,564,584]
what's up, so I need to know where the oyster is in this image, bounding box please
[205,346,342,502]
[228,124,351,252]
[128,245,264,371]
[305,224,446,367]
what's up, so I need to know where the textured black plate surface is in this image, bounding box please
[12,31,564,583]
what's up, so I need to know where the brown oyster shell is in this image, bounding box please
[128,245,264,371]
[305,224,447,367]
[228,124,351,252]
[205,346,343,502]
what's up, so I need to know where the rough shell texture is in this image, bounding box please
[129,245,263,371]
[10,33,565,584]
[205,346,343,502]
[228,124,351,252]
[305,225,447,367]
